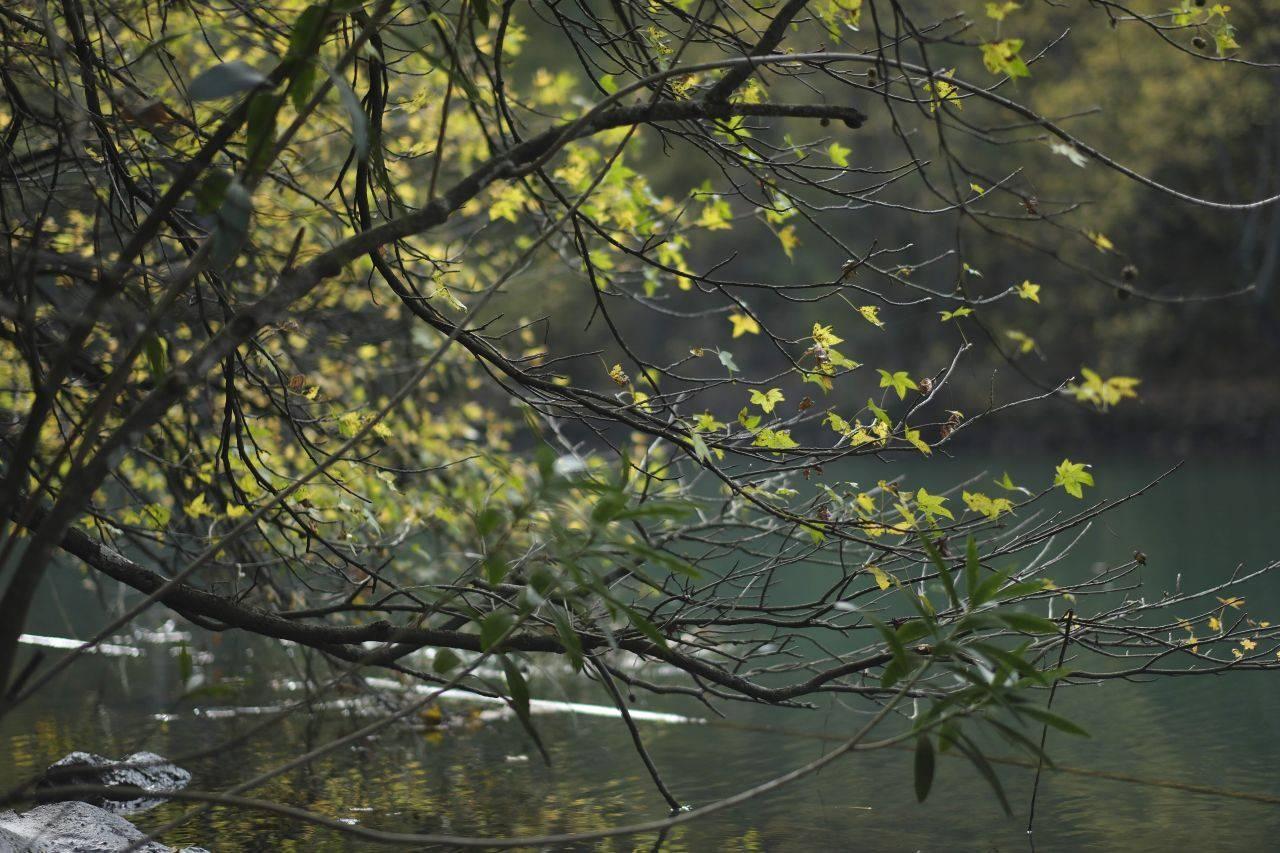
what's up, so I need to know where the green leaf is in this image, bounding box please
[501,655,530,718]
[689,431,712,462]
[880,654,913,689]
[176,643,193,684]
[914,735,935,802]
[193,169,233,215]
[285,6,327,111]
[964,536,980,602]
[918,528,958,608]
[245,92,281,176]
[623,606,668,649]
[970,567,1012,608]
[287,5,328,59]
[997,611,1060,635]
[144,336,168,380]
[866,398,891,426]
[287,62,317,112]
[483,555,507,585]
[953,733,1012,815]
[500,655,550,762]
[551,610,585,671]
[1016,704,1090,737]
[210,179,253,270]
[896,618,932,645]
[476,506,504,537]
[479,611,513,650]
[189,60,268,101]
[969,640,1047,684]
[590,490,627,524]
[326,67,370,160]
[471,0,491,26]
[432,648,461,673]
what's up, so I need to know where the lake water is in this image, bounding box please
[2,451,1278,851]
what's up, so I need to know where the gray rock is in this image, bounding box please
[0,802,209,852]
[38,753,191,815]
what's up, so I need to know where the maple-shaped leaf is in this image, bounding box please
[857,305,885,327]
[877,369,918,400]
[915,488,953,522]
[1053,459,1094,499]
[728,312,760,338]
[1016,280,1041,303]
[749,388,785,414]
[753,428,799,450]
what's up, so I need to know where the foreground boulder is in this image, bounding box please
[0,801,208,852]
[37,752,191,814]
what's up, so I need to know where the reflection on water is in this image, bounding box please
[2,453,1279,851]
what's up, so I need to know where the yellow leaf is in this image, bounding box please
[1005,330,1036,354]
[752,427,799,450]
[877,369,917,399]
[812,323,844,347]
[338,411,363,437]
[185,493,214,519]
[915,488,952,521]
[1016,280,1041,303]
[980,39,1030,78]
[868,564,892,590]
[728,312,760,338]
[777,225,799,259]
[905,428,931,455]
[749,388,785,414]
[985,1,1020,21]
[1064,367,1141,410]
[1053,459,1094,499]
[694,411,725,432]
[857,305,884,327]
[828,142,851,168]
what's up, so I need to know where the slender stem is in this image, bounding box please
[1027,609,1075,838]
[591,655,682,812]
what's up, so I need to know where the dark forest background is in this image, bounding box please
[509,2,1280,452]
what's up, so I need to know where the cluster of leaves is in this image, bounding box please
[0,0,1276,840]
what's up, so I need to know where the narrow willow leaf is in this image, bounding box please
[914,734,935,802]
[189,60,267,101]
[326,67,370,160]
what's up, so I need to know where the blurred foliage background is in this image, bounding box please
[502,0,1280,452]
